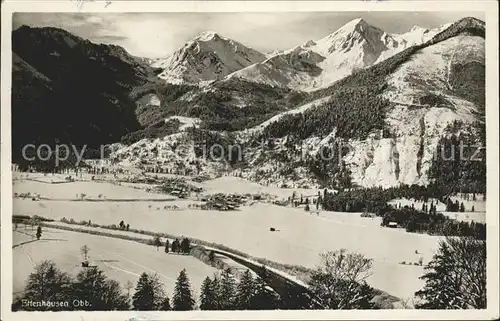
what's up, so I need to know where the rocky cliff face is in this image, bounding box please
[346,35,485,187]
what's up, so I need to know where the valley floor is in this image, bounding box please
[11,173,450,302]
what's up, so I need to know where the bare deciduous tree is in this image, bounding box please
[124,280,134,297]
[152,235,162,251]
[317,249,373,283]
[309,249,375,309]
[80,245,90,261]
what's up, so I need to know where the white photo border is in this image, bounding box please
[1,1,498,320]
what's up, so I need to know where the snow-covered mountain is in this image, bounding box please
[226,19,451,91]
[13,17,486,190]
[152,31,266,84]
[232,18,485,188]
[105,17,485,189]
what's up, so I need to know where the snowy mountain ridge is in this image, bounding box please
[226,18,452,91]
[152,31,266,84]
[154,18,450,89]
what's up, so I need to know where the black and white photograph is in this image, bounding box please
[1,1,498,320]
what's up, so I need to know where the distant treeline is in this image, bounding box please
[319,185,486,240]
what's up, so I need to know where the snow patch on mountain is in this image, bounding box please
[239,96,332,137]
[165,116,202,131]
[137,93,161,107]
[382,35,484,107]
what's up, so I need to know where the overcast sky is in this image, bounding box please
[13,12,485,59]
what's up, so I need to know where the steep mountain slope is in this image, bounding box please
[238,17,485,188]
[116,19,455,144]
[11,25,158,163]
[350,34,484,187]
[225,46,325,90]
[152,31,266,84]
[227,19,450,91]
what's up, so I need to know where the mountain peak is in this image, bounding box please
[154,31,266,84]
[410,25,427,32]
[458,16,485,25]
[320,18,380,42]
[303,40,317,48]
[195,31,222,41]
[340,18,371,31]
[350,17,366,25]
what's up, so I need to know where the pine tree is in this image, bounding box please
[172,239,180,253]
[160,297,171,310]
[208,251,216,263]
[172,269,195,311]
[74,267,107,310]
[199,276,217,310]
[181,238,191,254]
[132,273,166,310]
[251,275,279,310]
[165,240,170,253]
[74,267,129,310]
[210,273,222,310]
[15,261,73,311]
[36,226,42,240]
[460,202,465,212]
[415,237,486,309]
[235,269,256,310]
[219,268,236,310]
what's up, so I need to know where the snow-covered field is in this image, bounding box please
[13,228,218,299]
[13,178,171,200]
[201,176,322,199]
[14,177,442,301]
[17,174,484,302]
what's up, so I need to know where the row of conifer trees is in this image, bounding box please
[12,260,280,311]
